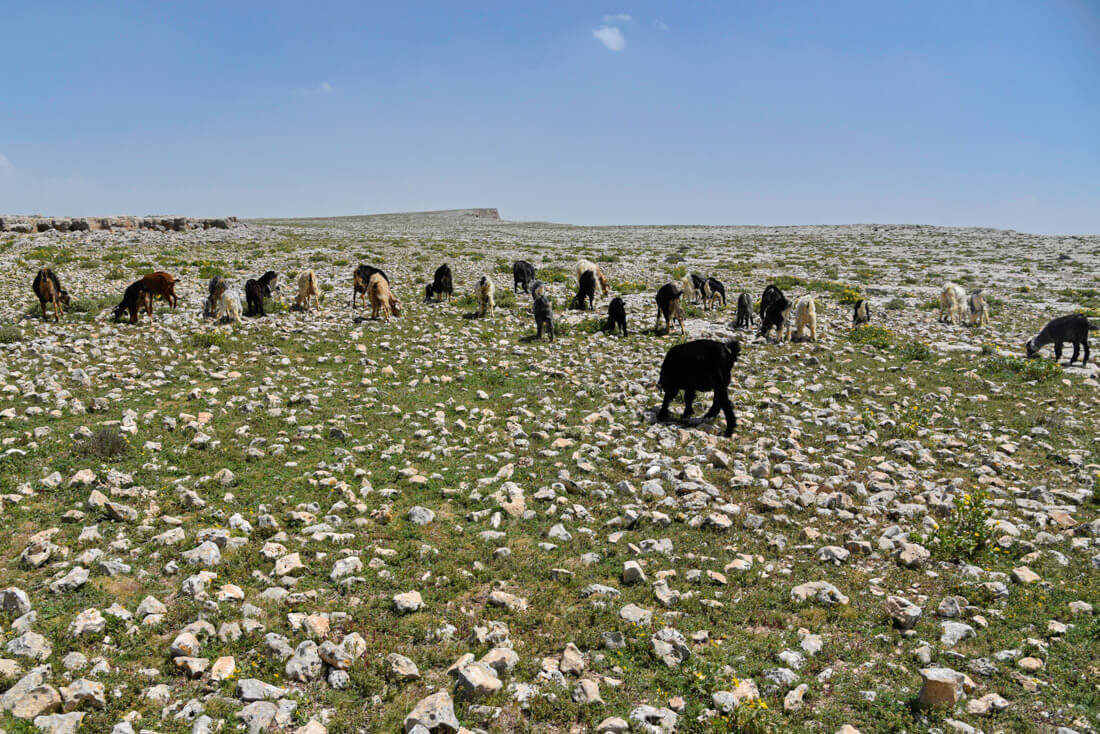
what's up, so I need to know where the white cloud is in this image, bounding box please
[317,81,333,94]
[593,26,626,52]
[653,19,670,31]
[0,153,14,177]
[604,13,632,23]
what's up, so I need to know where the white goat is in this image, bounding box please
[214,287,243,324]
[295,270,322,312]
[968,290,990,326]
[939,283,967,325]
[475,275,495,317]
[785,295,817,342]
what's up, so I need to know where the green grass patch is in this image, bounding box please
[978,355,1062,382]
[848,325,893,348]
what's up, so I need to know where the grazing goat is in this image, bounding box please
[939,282,967,325]
[475,275,495,317]
[139,271,178,310]
[734,292,754,329]
[513,260,536,294]
[245,279,266,317]
[576,259,609,297]
[426,264,453,302]
[853,299,870,325]
[352,265,389,310]
[32,267,70,322]
[113,280,154,324]
[968,290,990,326]
[367,272,401,321]
[655,283,686,336]
[704,277,727,310]
[213,287,243,324]
[295,270,322,312]
[1026,314,1096,366]
[759,284,784,322]
[786,295,818,342]
[759,295,790,341]
[529,280,546,299]
[607,296,627,336]
[245,270,279,317]
[572,270,596,311]
[657,338,741,437]
[682,274,707,305]
[204,276,226,318]
[533,294,554,341]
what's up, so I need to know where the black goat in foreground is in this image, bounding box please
[657,338,741,437]
[1026,314,1096,366]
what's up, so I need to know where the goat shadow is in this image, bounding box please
[647,406,721,430]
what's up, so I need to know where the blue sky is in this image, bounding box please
[2,1,1098,233]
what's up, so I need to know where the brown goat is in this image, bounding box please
[32,267,71,322]
[367,273,401,321]
[139,271,178,309]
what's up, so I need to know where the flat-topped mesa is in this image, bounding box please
[0,215,239,234]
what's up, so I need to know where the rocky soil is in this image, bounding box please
[0,210,1098,734]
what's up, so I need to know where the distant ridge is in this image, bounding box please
[257,208,502,224]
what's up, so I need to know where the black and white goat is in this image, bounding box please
[852,299,870,325]
[426,264,453,302]
[703,277,727,310]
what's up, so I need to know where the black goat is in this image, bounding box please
[734,292,753,329]
[607,296,627,336]
[759,284,784,322]
[513,260,536,293]
[657,338,741,437]
[113,280,154,324]
[245,271,279,317]
[425,264,453,302]
[572,270,596,310]
[759,295,790,340]
[533,294,554,341]
[1026,314,1096,366]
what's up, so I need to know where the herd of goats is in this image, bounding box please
[27,258,1097,436]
